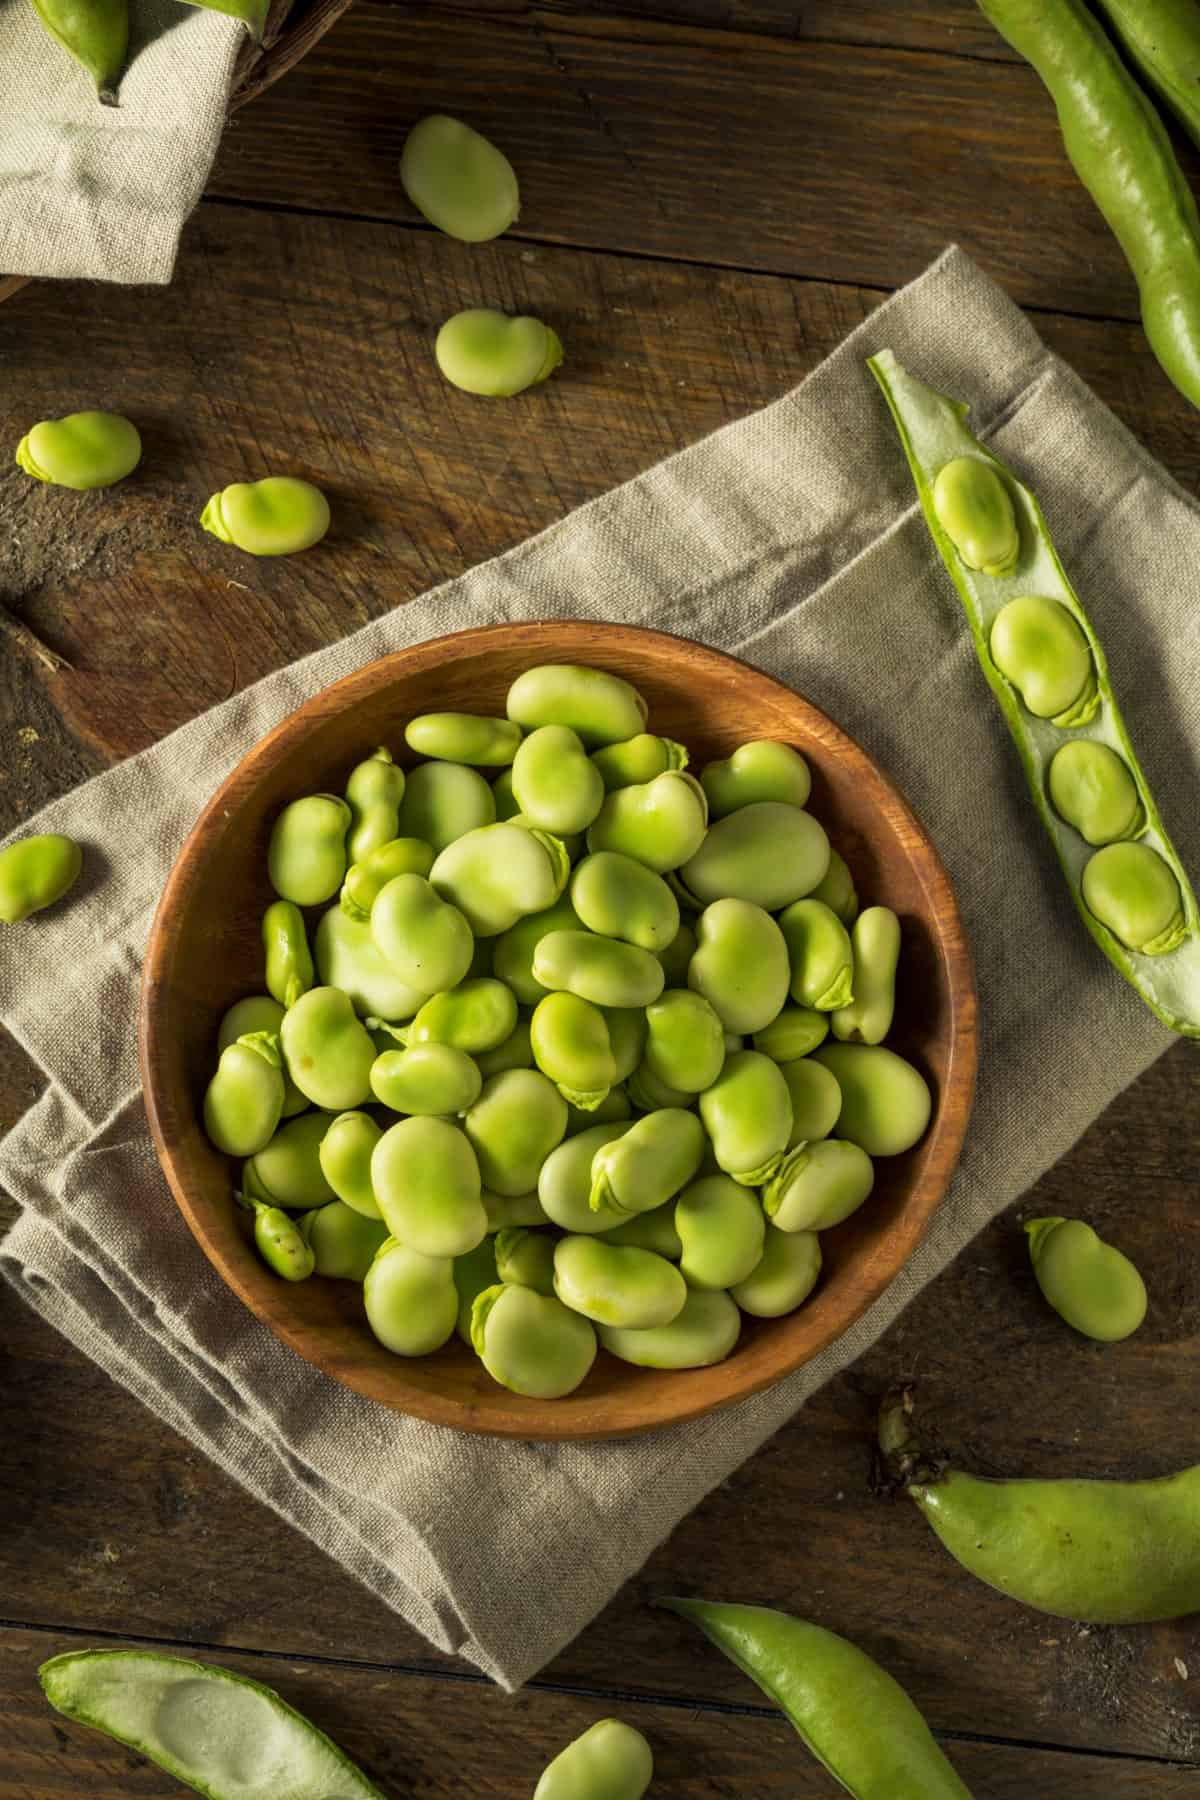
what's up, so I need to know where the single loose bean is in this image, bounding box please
[267,794,350,907]
[436,308,564,398]
[202,1033,284,1157]
[762,1138,875,1232]
[0,833,82,922]
[464,1068,568,1196]
[779,1056,843,1147]
[589,1108,705,1218]
[242,1112,334,1209]
[571,850,679,951]
[698,1050,793,1186]
[512,725,605,835]
[431,821,570,936]
[531,991,617,1109]
[318,1111,384,1218]
[202,477,330,556]
[675,1173,765,1290]
[280,988,377,1112]
[471,1283,597,1397]
[642,989,725,1093]
[315,903,428,1023]
[371,1116,486,1257]
[598,1288,740,1369]
[370,1043,482,1115]
[553,1234,687,1329]
[364,1238,459,1355]
[370,873,474,997]
[538,1121,628,1233]
[753,1004,829,1063]
[1026,1215,1147,1341]
[688,898,791,1034]
[533,929,665,1009]
[813,1043,931,1157]
[406,977,518,1054]
[400,114,520,242]
[587,771,708,871]
[809,848,859,925]
[533,1718,653,1800]
[731,1225,822,1318]
[16,410,139,485]
[300,1201,389,1281]
[679,801,829,910]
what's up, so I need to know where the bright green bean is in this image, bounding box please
[400,114,520,242]
[371,1116,486,1257]
[752,1004,829,1063]
[591,733,687,790]
[731,1225,821,1317]
[203,1032,284,1157]
[370,873,474,997]
[370,1043,482,1115]
[512,724,604,834]
[494,1226,558,1295]
[430,821,569,936]
[0,833,82,922]
[642,989,725,1093]
[16,410,139,484]
[364,1238,458,1355]
[538,1121,628,1233]
[570,850,679,952]
[471,1283,597,1397]
[606,1201,682,1259]
[279,987,376,1112]
[506,664,647,748]
[300,1201,389,1280]
[202,477,330,556]
[809,848,859,926]
[688,898,790,1034]
[832,906,900,1045]
[436,308,564,398]
[463,1068,568,1196]
[762,1138,875,1232]
[267,794,351,906]
[406,977,518,1054]
[262,900,314,1009]
[1047,740,1146,847]
[589,1108,705,1218]
[700,740,811,817]
[553,1234,686,1328]
[344,748,407,866]
[587,771,708,872]
[780,1056,843,1147]
[405,712,522,765]
[699,1050,793,1186]
[675,1174,765,1290]
[812,1043,931,1158]
[530,991,617,1108]
[315,903,427,1022]
[492,894,581,1004]
[340,837,434,923]
[931,454,1019,576]
[533,1719,653,1800]
[243,1111,333,1209]
[395,760,495,852]
[598,1288,740,1369]
[989,595,1098,727]
[317,1110,383,1218]
[779,897,855,1011]
[1026,1216,1147,1341]
[1082,841,1185,953]
[533,929,664,1009]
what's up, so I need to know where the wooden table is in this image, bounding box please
[3,2,1200,1792]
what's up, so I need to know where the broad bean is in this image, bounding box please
[0,833,82,922]
[566,1088,631,1133]
[598,1288,740,1369]
[813,1043,931,1157]
[533,1719,653,1800]
[587,771,708,871]
[395,760,495,851]
[507,663,647,747]
[591,733,687,790]
[405,712,522,765]
[538,1123,628,1233]
[431,822,569,936]
[932,453,1019,575]
[262,899,314,1009]
[280,987,376,1111]
[554,1234,687,1328]
[688,898,790,1034]
[371,1116,486,1257]
[471,1283,597,1397]
[268,794,351,907]
[344,748,406,865]
[990,595,1098,727]
[1026,1216,1147,1341]
[699,1050,792,1185]
[533,929,664,1009]
[300,1201,389,1280]
[476,1015,535,1078]
[340,837,435,922]
[832,905,900,1044]
[531,991,617,1108]
[203,1032,284,1157]
[625,1060,694,1113]
[16,410,139,485]
[1082,841,1186,953]
[762,1138,875,1232]
[700,740,811,816]
[778,897,854,1012]
[464,1068,568,1195]
[642,989,725,1093]
[370,873,474,996]
[606,1202,682,1258]
[202,477,330,557]
[1048,740,1146,846]
[809,848,859,925]
[571,851,679,952]
[780,1056,843,1147]
[318,1111,383,1218]
[364,1239,458,1355]
[752,1004,828,1063]
[589,1108,705,1217]
[492,894,582,1004]
[407,977,518,1054]
[512,724,605,834]
[680,800,828,910]
[675,1174,765,1290]
[243,1112,334,1209]
[370,1043,482,1115]
[481,1188,551,1231]
[247,1199,314,1282]
[316,903,426,1022]
[400,114,520,242]
[436,308,564,397]
[731,1225,822,1317]
[494,1226,558,1295]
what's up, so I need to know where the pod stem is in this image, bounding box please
[876,1387,946,1491]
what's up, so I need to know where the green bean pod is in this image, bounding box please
[28,0,128,104]
[663,1598,973,1798]
[871,350,1200,1034]
[178,0,269,39]
[1091,1,1200,152]
[880,1387,1200,1625]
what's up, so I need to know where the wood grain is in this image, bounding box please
[140,622,976,1436]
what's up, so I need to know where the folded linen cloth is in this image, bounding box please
[3,246,1195,1688]
[0,0,243,283]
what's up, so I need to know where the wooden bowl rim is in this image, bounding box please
[140,621,977,1439]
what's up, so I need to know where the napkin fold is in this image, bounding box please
[3,247,1196,1688]
[0,0,242,283]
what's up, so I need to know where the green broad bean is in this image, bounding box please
[471,1283,597,1398]
[371,1117,486,1257]
[512,724,605,835]
[533,929,665,1008]
[779,897,854,1012]
[0,833,82,922]
[407,977,518,1054]
[492,767,520,820]
[180,0,270,38]
[989,595,1099,727]
[656,922,697,987]
[364,1238,458,1355]
[675,1174,766,1290]
[1082,841,1186,953]
[344,748,407,866]
[731,1224,822,1317]
[464,1068,568,1196]
[680,801,829,910]
[571,851,679,952]
[813,1043,932,1157]
[625,1060,694,1113]
[871,349,1200,1039]
[565,1087,631,1134]
[492,895,582,1004]
[809,848,859,925]
[1026,1216,1147,1341]
[340,836,435,922]
[395,760,495,851]
[553,1234,686,1329]
[753,1004,829,1062]
[262,899,314,1009]
[531,992,617,1108]
[832,905,900,1045]
[598,1287,740,1369]
[203,1032,284,1157]
[591,732,688,791]
[762,1138,875,1232]
[300,1201,389,1281]
[606,1201,682,1259]
[279,987,376,1111]
[400,114,520,242]
[476,1014,535,1078]
[493,1226,558,1295]
[247,1199,315,1281]
[587,771,709,871]
[481,1188,551,1230]
[1048,740,1146,847]
[641,989,725,1094]
[217,994,285,1053]
[589,1108,705,1218]
[436,308,564,398]
[37,1648,389,1800]
[315,903,427,1021]
[931,453,1019,575]
[688,898,791,1034]
[430,822,569,936]
[700,740,812,817]
[453,1235,499,1341]
[405,712,522,765]
[780,1056,843,1147]
[506,663,648,748]
[267,794,351,906]
[533,1718,654,1800]
[202,477,330,557]
[370,1043,482,1115]
[665,1598,973,1800]
[317,1110,383,1218]
[16,411,138,484]
[698,1050,793,1186]
[603,1007,648,1082]
[243,1112,334,1209]
[370,873,474,996]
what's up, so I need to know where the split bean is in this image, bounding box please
[431,821,569,936]
[340,837,435,922]
[1082,841,1185,953]
[731,1225,822,1317]
[494,1226,557,1295]
[344,748,406,865]
[571,851,679,951]
[587,771,709,871]
[990,595,1098,726]
[589,1108,705,1218]
[202,477,330,557]
[598,1287,740,1369]
[318,1111,384,1218]
[675,1174,765,1290]
[370,873,474,997]
[813,1043,931,1157]
[400,114,520,242]
[243,1112,334,1209]
[753,1004,828,1063]
[280,987,376,1112]
[471,1283,597,1397]
[1026,1216,1147,1341]
[779,897,854,1011]
[16,410,138,484]
[554,1234,686,1329]
[533,929,665,1009]
[370,1043,482,1115]
[762,1138,875,1232]
[507,664,648,747]
[0,833,82,922]
[832,906,900,1044]
[700,740,811,816]
[262,899,314,1009]
[364,1239,458,1355]
[203,1032,284,1157]
[395,760,495,851]
[699,1050,793,1186]
[268,794,351,906]
[301,1201,389,1281]
[372,1116,486,1257]
[405,712,522,765]
[931,453,1019,575]
[437,308,564,397]
[688,898,791,1034]
[531,991,617,1107]
[533,1718,653,1800]
[1048,740,1146,846]
[591,732,687,790]
[464,1068,568,1196]
[643,988,725,1093]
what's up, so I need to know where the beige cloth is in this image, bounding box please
[0,0,241,282]
[1,248,1194,1688]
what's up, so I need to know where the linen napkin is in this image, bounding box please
[2,246,1196,1689]
[0,0,243,283]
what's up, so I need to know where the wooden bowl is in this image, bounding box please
[140,622,977,1439]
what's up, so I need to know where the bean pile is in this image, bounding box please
[202,661,932,1400]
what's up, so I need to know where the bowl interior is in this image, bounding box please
[140,622,976,1439]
